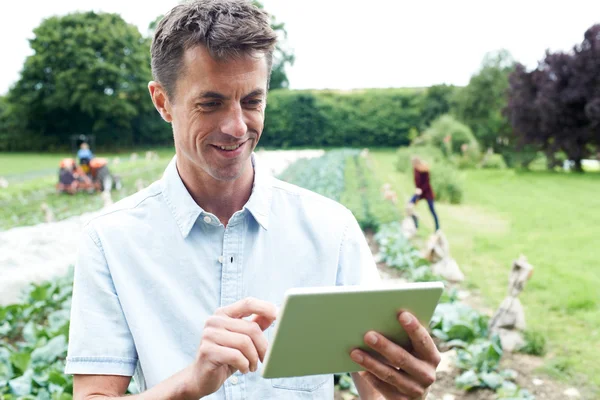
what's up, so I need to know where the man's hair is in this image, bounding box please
[151,0,278,99]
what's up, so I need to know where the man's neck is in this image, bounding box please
[176,157,255,226]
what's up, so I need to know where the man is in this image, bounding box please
[65,1,440,399]
[77,142,94,164]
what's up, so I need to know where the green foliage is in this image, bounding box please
[374,222,427,271]
[252,0,295,90]
[340,155,367,226]
[418,84,459,130]
[396,145,466,204]
[430,302,489,343]
[277,149,355,201]
[0,271,139,398]
[278,150,398,230]
[430,164,464,204]
[353,156,399,231]
[454,336,520,392]
[6,11,170,151]
[372,222,445,282]
[335,373,358,396]
[415,114,480,159]
[496,382,535,400]
[395,146,446,173]
[452,50,515,153]
[519,330,547,356]
[0,271,73,398]
[481,152,507,169]
[263,88,423,148]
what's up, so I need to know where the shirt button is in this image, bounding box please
[230,375,239,385]
[203,216,211,224]
[218,256,224,264]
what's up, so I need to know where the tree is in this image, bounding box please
[505,24,600,171]
[7,11,170,151]
[452,50,515,153]
[252,1,294,90]
[419,84,458,131]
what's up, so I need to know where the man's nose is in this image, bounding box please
[220,104,247,138]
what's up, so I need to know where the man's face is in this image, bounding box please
[166,46,268,182]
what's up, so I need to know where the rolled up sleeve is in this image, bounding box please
[64,225,138,376]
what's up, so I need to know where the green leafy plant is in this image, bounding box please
[454,336,520,391]
[519,330,547,356]
[374,223,428,272]
[277,149,357,201]
[496,381,536,399]
[0,270,140,399]
[430,302,489,343]
[0,270,74,399]
[335,373,358,396]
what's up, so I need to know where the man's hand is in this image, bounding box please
[187,298,277,398]
[350,312,440,399]
[415,188,423,196]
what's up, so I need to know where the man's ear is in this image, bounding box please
[148,81,173,123]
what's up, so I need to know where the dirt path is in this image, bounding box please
[0,150,324,306]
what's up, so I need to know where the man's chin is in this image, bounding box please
[207,162,248,182]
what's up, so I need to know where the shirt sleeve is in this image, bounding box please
[336,210,382,287]
[64,225,138,376]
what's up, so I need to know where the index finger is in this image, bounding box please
[398,312,440,366]
[217,297,277,330]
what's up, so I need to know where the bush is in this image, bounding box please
[395,145,446,173]
[396,145,464,204]
[452,151,480,170]
[414,114,480,158]
[431,164,464,204]
[481,152,507,169]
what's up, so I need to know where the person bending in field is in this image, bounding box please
[57,159,79,195]
[64,2,440,400]
[410,156,440,232]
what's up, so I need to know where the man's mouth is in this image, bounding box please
[216,143,244,151]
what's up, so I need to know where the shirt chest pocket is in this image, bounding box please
[264,325,331,392]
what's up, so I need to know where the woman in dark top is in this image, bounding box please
[410,156,440,231]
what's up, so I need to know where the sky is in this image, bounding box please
[1,0,599,95]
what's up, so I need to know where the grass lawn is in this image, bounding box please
[369,149,600,393]
[0,153,72,179]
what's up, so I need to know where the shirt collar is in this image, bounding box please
[161,153,272,238]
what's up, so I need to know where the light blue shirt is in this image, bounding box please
[77,148,94,160]
[65,154,380,399]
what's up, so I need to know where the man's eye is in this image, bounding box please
[199,102,220,108]
[245,99,263,106]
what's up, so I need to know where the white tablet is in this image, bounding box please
[261,281,444,379]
